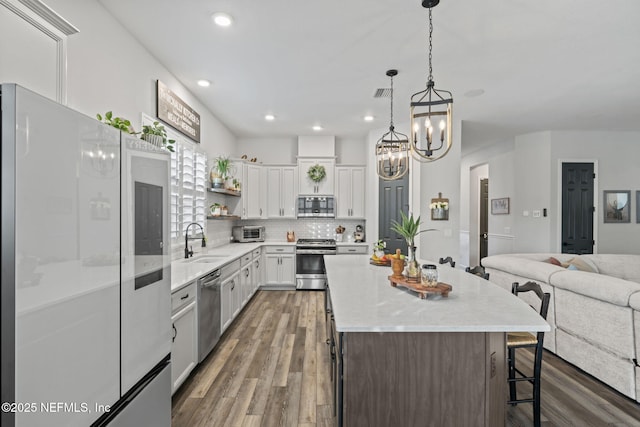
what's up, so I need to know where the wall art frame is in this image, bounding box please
[491,197,510,215]
[603,190,630,223]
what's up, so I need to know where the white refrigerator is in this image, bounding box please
[0,84,171,427]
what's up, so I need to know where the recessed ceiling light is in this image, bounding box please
[212,12,233,27]
[364,115,374,122]
[197,80,211,87]
[312,125,323,131]
[264,114,275,121]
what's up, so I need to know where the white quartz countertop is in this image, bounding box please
[325,255,550,333]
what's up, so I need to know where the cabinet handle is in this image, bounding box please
[180,293,189,300]
[231,280,235,291]
[260,208,262,216]
[348,249,356,252]
[245,269,250,277]
[172,324,177,343]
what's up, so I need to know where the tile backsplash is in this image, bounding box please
[172,219,366,260]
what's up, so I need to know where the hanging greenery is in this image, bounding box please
[307,164,326,183]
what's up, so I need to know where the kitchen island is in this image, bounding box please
[324,255,550,427]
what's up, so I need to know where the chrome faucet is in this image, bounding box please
[185,223,206,258]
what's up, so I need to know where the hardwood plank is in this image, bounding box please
[288,326,307,373]
[272,333,296,387]
[223,378,259,427]
[188,338,239,398]
[299,293,318,424]
[245,345,282,416]
[282,372,303,426]
[261,386,287,427]
[240,415,263,427]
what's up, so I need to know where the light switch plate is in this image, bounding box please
[523,210,530,217]
[533,210,541,218]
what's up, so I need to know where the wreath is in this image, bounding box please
[307,164,326,183]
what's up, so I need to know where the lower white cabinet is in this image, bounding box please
[337,245,368,255]
[264,246,296,287]
[252,248,263,293]
[171,282,197,395]
[240,263,252,306]
[221,271,240,332]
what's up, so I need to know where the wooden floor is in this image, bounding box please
[172,290,640,427]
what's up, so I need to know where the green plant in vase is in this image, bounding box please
[140,121,175,152]
[390,211,434,280]
[96,111,136,134]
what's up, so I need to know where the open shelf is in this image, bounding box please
[207,215,240,220]
[208,188,241,197]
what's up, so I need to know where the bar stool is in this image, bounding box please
[465,265,489,280]
[438,256,455,267]
[507,281,550,427]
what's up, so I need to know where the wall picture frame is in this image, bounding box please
[603,190,630,223]
[491,197,510,215]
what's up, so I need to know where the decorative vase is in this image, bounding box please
[432,207,447,220]
[143,134,163,148]
[391,249,405,278]
[406,246,421,282]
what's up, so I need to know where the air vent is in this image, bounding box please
[374,88,391,98]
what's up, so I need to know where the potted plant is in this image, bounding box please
[390,211,434,280]
[140,121,175,152]
[96,111,136,134]
[210,203,222,216]
[210,156,231,188]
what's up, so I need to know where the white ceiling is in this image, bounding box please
[99,0,640,154]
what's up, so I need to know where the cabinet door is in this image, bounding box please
[279,254,296,286]
[221,278,233,332]
[171,302,197,394]
[281,167,298,218]
[252,256,262,292]
[335,167,352,218]
[264,254,281,285]
[240,265,251,306]
[244,164,262,218]
[230,273,241,318]
[266,167,282,218]
[350,167,366,218]
[299,159,335,195]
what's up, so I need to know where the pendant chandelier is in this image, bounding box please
[410,0,453,162]
[376,69,410,180]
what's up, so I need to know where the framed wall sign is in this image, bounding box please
[156,80,201,143]
[603,190,630,223]
[491,197,510,215]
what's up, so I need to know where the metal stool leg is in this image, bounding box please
[508,346,517,404]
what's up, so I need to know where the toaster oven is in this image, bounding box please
[232,225,265,242]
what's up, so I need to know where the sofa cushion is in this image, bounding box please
[551,270,640,306]
[581,254,640,284]
[561,257,598,273]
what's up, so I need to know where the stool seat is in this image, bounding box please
[507,331,538,346]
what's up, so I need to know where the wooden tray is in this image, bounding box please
[388,275,452,299]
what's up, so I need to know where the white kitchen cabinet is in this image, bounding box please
[298,158,335,195]
[221,271,240,332]
[231,162,265,219]
[171,282,197,395]
[336,166,366,218]
[337,245,368,255]
[252,248,263,293]
[266,166,298,218]
[240,258,252,307]
[264,246,296,287]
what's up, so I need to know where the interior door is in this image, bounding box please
[378,172,409,255]
[561,162,594,254]
[479,178,489,260]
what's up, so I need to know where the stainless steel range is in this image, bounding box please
[295,238,337,290]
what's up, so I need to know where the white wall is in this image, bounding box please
[42,0,236,160]
[336,136,367,165]
[461,130,640,257]
[549,131,640,254]
[235,137,298,164]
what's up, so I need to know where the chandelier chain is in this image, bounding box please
[389,73,394,128]
[428,8,433,82]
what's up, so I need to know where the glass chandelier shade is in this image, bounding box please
[376,69,410,181]
[410,3,453,162]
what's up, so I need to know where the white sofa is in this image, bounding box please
[482,253,640,402]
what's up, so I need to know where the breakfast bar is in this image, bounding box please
[325,255,550,427]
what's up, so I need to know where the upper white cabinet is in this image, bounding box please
[232,162,266,219]
[298,158,335,195]
[266,166,298,218]
[335,166,366,218]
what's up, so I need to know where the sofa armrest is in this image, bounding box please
[482,255,565,284]
[551,270,640,307]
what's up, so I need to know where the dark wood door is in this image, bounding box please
[561,163,594,254]
[379,173,409,255]
[480,178,489,260]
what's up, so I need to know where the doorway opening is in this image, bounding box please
[378,172,410,255]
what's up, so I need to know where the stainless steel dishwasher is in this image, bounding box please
[197,269,221,363]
